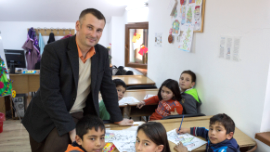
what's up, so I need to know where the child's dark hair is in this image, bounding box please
[137,122,171,152]
[76,115,105,140]
[181,70,196,83]
[158,79,181,101]
[210,113,235,134]
[112,79,126,89]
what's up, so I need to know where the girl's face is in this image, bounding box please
[160,86,174,101]
[179,73,195,92]
[136,130,164,152]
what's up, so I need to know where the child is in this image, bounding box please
[179,70,202,114]
[136,122,171,152]
[137,79,183,120]
[99,79,126,120]
[65,115,106,152]
[175,113,240,152]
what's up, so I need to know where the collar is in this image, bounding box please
[75,38,96,63]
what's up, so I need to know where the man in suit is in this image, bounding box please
[22,8,133,152]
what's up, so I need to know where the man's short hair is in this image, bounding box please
[210,113,235,134]
[79,8,106,24]
[76,115,105,140]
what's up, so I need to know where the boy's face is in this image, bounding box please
[76,127,105,152]
[208,122,233,144]
[179,73,195,92]
[116,85,126,101]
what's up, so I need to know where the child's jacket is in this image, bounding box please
[66,141,87,152]
[181,88,202,114]
[190,127,240,152]
[143,95,183,120]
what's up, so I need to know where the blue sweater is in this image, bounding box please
[190,127,240,152]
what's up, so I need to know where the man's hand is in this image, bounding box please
[175,128,189,134]
[174,142,188,152]
[69,128,76,142]
[114,118,134,126]
[137,101,145,109]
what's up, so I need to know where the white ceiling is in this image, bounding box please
[0,0,148,23]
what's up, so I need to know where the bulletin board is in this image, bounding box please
[170,0,206,33]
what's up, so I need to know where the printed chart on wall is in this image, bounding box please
[219,36,241,61]
[179,0,205,32]
[167,129,207,151]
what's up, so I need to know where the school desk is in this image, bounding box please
[107,119,256,152]
[112,75,155,86]
[123,89,158,117]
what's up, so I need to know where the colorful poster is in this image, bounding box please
[171,0,181,35]
[196,0,202,5]
[181,6,187,25]
[178,25,194,52]
[189,0,195,4]
[186,4,195,24]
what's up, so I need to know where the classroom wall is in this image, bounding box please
[0,21,109,50]
[146,0,270,151]
[110,16,125,67]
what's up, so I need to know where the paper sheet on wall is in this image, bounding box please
[168,0,177,16]
[171,0,181,35]
[118,97,140,106]
[155,33,162,47]
[219,36,226,58]
[233,37,241,61]
[226,37,233,60]
[167,129,207,151]
[178,25,194,52]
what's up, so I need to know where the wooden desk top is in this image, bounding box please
[112,75,155,86]
[124,89,158,102]
[107,119,256,152]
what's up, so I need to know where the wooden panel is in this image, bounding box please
[28,75,40,92]
[0,97,5,114]
[9,75,29,94]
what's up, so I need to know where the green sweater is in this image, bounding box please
[99,100,111,120]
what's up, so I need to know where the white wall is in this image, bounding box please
[146,0,270,151]
[0,21,109,50]
[110,16,125,67]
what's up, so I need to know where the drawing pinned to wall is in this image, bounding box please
[172,20,180,35]
[196,0,202,5]
[186,4,194,24]
[168,0,177,16]
[155,33,162,47]
[189,0,195,4]
[178,25,194,52]
[181,6,186,25]
[194,5,201,30]
[167,129,207,151]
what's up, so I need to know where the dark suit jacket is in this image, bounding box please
[22,35,122,142]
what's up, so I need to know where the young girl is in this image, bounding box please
[136,122,188,152]
[137,79,183,120]
[179,70,202,114]
[136,122,171,152]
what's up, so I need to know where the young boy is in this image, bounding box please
[179,70,202,114]
[175,113,240,152]
[66,115,106,152]
[99,79,126,120]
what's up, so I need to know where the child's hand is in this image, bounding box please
[137,101,145,109]
[170,108,179,115]
[175,128,189,134]
[174,142,188,152]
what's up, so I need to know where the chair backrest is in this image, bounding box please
[126,84,157,90]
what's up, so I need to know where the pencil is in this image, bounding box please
[178,115,184,131]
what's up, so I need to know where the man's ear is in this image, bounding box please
[75,135,83,145]
[75,20,80,32]
[226,132,234,140]
[191,82,195,87]
[156,145,164,152]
